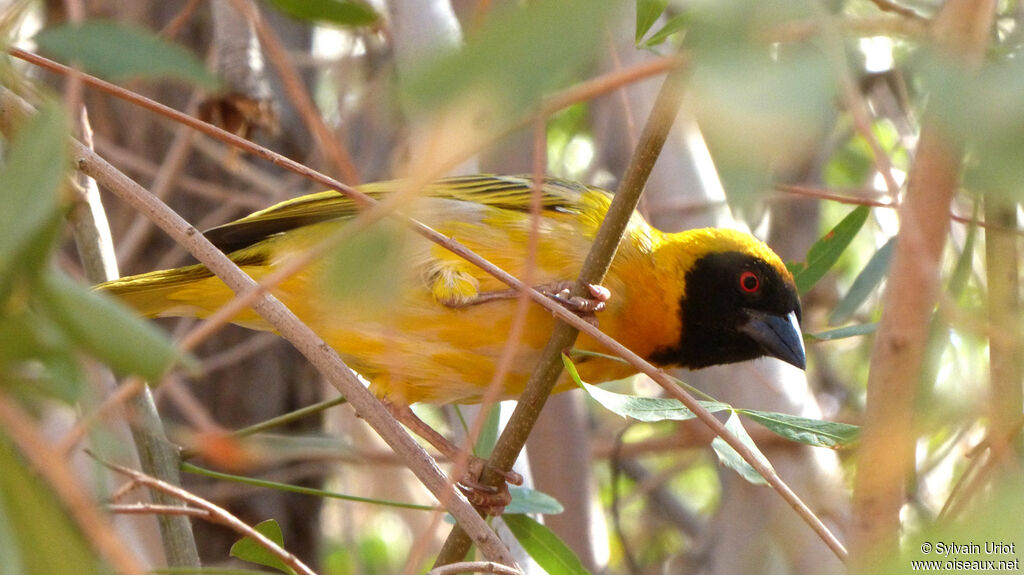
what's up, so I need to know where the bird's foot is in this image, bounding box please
[456,458,523,516]
[540,282,611,326]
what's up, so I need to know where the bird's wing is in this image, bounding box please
[202,175,600,254]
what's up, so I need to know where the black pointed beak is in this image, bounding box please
[739,310,806,370]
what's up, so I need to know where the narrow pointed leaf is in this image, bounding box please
[506,486,564,515]
[792,205,870,294]
[829,236,895,325]
[738,409,860,449]
[503,514,590,575]
[804,322,877,342]
[636,0,667,42]
[566,357,730,421]
[641,13,692,47]
[710,411,772,485]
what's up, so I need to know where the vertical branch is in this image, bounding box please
[849,0,996,571]
[65,109,202,568]
[984,197,1023,451]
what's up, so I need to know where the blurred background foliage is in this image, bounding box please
[0,0,1021,573]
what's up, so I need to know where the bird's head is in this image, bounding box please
[650,229,805,371]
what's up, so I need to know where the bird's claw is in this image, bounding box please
[543,282,610,326]
[457,457,523,516]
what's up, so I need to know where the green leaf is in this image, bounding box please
[582,381,730,422]
[403,0,615,114]
[473,403,501,459]
[503,514,590,575]
[37,271,187,381]
[0,436,103,575]
[506,486,564,515]
[636,0,667,42]
[35,21,219,89]
[828,236,895,325]
[641,13,691,48]
[265,0,379,26]
[792,205,870,294]
[804,322,877,342]
[738,409,860,449]
[710,411,772,485]
[0,311,84,403]
[566,356,730,422]
[230,519,297,575]
[0,103,67,288]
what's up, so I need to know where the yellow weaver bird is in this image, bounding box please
[99,175,804,504]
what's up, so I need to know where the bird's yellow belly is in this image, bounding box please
[300,292,635,405]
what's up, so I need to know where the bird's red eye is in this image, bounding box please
[739,271,760,293]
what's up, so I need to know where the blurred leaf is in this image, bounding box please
[891,475,1024,575]
[738,409,860,449]
[323,220,407,305]
[566,355,730,422]
[829,236,895,325]
[0,311,84,403]
[504,514,591,575]
[506,486,564,515]
[35,21,219,89]
[689,0,835,204]
[791,205,870,294]
[641,13,691,48]
[230,519,297,575]
[473,403,501,459]
[923,54,1024,199]
[824,120,903,188]
[403,0,615,114]
[0,103,66,290]
[804,322,877,342]
[265,0,378,26]
[0,436,103,575]
[710,411,771,486]
[635,0,667,42]
[37,271,187,381]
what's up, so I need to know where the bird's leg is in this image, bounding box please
[382,400,523,515]
[445,281,611,323]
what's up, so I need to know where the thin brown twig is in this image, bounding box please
[427,561,523,575]
[225,0,361,183]
[774,183,1024,234]
[159,0,203,39]
[92,137,269,209]
[937,417,1024,522]
[101,458,318,575]
[108,503,207,517]
[58,377,146,455]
